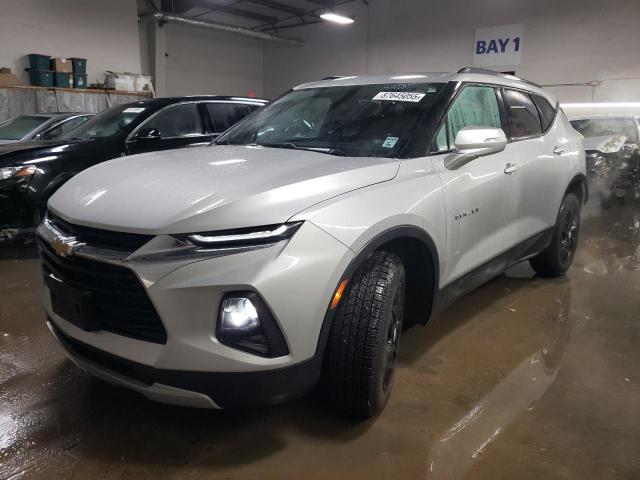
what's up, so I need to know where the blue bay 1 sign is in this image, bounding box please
[473,23,524,68]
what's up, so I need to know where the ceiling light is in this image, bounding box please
[320,13,354,24]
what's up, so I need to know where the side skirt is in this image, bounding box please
[432,228,554,316]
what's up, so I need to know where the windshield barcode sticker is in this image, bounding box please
[373,92,426,102]
[123,107,145,113]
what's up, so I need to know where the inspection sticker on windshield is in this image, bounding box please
[123,107,145,113]
[373,92,426,102]
[382,136,399,148]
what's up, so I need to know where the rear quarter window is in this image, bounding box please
[532,94,556,132]
[503,89,542,139]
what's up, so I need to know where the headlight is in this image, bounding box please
[179,221,303,249]
[129,222,303,263]
[1,165,36,180]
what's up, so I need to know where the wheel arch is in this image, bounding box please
[314,225,440,364]
[565,173,588,205]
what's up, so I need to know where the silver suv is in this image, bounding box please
[38,69,586,416]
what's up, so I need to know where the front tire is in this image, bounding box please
[322,251,406,417]
[530,193,581,277]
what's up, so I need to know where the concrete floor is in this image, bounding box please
[1,201,639,480]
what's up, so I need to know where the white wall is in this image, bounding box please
[0,0,141,86]
[263,2,369,98]
[263,0,640,103]
[162,23,264,98]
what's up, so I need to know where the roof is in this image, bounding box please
[123,95,269,108]
[295,70,558,106]
[30,112,92,118]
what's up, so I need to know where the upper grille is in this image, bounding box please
[39,238,167,344]
[48,212,153,252]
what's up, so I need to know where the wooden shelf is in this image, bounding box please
[0,84,153,97]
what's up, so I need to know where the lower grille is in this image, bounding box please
[51,321,154,385]
[39,238,167,344]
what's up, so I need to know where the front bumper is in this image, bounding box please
[41,220,353,407]
[48,319,322,408]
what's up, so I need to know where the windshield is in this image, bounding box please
[62,104,146,140]
[217,83,444,157]
[570,117,638,142]
[0,116,50,140]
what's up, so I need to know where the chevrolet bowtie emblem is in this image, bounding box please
[50,235,84,258]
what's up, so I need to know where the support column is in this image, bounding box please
[151,21,167,97]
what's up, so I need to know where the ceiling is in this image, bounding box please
[140,0,365,33]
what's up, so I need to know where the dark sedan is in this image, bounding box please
[0,95,268,236]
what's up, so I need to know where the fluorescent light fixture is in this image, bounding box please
[561,102,640,108]
[320,12,354,24]
[391,75,427,80]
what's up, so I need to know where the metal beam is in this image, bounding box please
[304,0,336,6]
[141,12,303,45]
[163,0,280,23]
[242,0,307,17]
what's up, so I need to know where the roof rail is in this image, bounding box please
[320,76,347,80]
[457,67,542,89]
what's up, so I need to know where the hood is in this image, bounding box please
[582,134,627,154]
[49,145,400,234]
[0,139,86,167]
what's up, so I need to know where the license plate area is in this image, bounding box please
[46,274,99,331]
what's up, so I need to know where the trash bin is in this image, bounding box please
[28,70,54,87]
[70,58,87,75]
[28,54,51,71]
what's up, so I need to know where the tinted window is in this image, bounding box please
[63,105,145,140]
[42,116,91,140]
[142,103,204,137]
[0,116,49,140]
[503,89,542,138]
[532,94,556,131]
[218,83,445,158]
[435,85,501,150]
[206,103,258,133]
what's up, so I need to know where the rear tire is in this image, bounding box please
[321,251,405,417]
[530,193,581,277]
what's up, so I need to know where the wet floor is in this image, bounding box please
[1,201,639,480]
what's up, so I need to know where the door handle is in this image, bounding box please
[553,145,566,155]
[504,162,520,174]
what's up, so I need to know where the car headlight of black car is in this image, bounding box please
[0,165,36,181]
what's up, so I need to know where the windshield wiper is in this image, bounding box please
[259,142,334,153]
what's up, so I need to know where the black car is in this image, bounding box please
[0,96,268,235]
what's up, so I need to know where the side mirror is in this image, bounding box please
[135,127,161,140]
[445,126,508,170]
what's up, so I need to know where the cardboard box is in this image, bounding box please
[0,72,19,86]
[51,58,73,73]
[105,72,135,92]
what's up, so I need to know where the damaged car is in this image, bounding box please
[569,116,640,207]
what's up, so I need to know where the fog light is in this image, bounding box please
[217,292,289,358]
[220,297,260,333]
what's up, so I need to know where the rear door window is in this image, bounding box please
[206,103,259,133]
[503,89,542,139]
[142,103,204,138]
[532,94,556,132]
